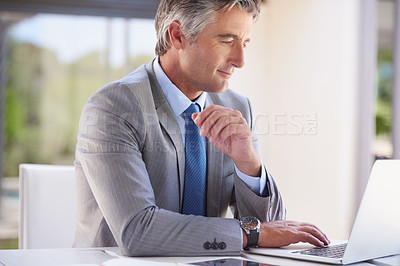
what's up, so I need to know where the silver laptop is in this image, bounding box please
[249,159,400,265]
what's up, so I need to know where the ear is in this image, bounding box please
[168,21,185,50]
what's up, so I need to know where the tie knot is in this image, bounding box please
[183,103,200,121]
[184,103,200,116]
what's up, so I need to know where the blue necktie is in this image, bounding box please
[182,103,207,216]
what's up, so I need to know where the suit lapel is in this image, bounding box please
[146,61,186,210]
[205,95,224,217]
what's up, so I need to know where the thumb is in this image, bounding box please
[191,113,199,121]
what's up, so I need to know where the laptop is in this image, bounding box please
[249,159,400,265]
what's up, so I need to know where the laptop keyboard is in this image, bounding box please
[293,243,348,259]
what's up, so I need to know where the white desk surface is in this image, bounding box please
[0,247,399,266]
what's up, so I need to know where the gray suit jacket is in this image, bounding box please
[73,59,285,256]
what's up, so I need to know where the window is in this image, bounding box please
[375,0,395,158]
[4,14,156,177]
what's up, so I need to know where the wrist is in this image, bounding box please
[235,158,261,177]
[239,216,260,249]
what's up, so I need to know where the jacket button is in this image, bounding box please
[211,242,219,249]
[203,242,211,249]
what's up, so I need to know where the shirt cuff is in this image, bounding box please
[234,162,267,196]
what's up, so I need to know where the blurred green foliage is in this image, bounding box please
[376,49,393,136]
[3,38,153,177]
[0,238,18,249]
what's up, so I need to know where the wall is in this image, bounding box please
[230,0,361,239]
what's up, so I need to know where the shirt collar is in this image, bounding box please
[153,57,207,117]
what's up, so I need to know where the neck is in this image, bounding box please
[159,54,202,101]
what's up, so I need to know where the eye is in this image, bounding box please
[221,40,234,46]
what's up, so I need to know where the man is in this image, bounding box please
[74,0,330,256]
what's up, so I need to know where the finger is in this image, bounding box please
[297,223,330,245]
[287,222,330,245]
[217,123,250,144]
[193,108,213,129]
[198,109,240,138]
[193,105,224,127]
[207,116,243,141]
[301,226,330,246]
[297,232,325,247]
[191,113,199,122]
[311,225,330,244]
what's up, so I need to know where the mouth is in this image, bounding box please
[217,70,234,79]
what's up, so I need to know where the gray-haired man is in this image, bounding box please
[74,0,330,256]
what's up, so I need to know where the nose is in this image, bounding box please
[229,43,245,69]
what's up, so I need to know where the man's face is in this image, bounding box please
[179,7,253,98]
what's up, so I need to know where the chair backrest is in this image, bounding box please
[19,164,76,249]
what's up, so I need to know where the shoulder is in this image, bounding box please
[90,65,150,104]
[85,64,155,116]
[78,63,156,149]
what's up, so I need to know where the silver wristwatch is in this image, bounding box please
[239,216,260,249]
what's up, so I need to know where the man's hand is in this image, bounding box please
[192,104,260,177]
[252,220,330,248]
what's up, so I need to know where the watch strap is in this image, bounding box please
[245,228,259,249]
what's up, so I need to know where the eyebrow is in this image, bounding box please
[216,34,251,43]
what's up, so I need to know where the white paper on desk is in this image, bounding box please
[102,258,177,266]
[61,264,99,266]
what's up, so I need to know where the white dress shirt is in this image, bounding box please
[153,58,267,196]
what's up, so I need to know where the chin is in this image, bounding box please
[207,83,229,94]
[219,84,230,93]
[206,87,228,94]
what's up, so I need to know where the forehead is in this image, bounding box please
[202,6,254,39]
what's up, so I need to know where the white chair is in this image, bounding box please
[18,164,76,249]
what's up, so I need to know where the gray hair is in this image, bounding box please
[155,0,262,56]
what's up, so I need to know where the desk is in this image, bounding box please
[0,247,399,266]
[0,248,112,266]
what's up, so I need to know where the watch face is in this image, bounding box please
[240,217,260,230]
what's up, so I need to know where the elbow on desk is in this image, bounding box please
[118,206,163,257]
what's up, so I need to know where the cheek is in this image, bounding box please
[185,45,225,75]
[190,55,213,75]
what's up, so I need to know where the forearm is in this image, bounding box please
[117,208,243,256]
